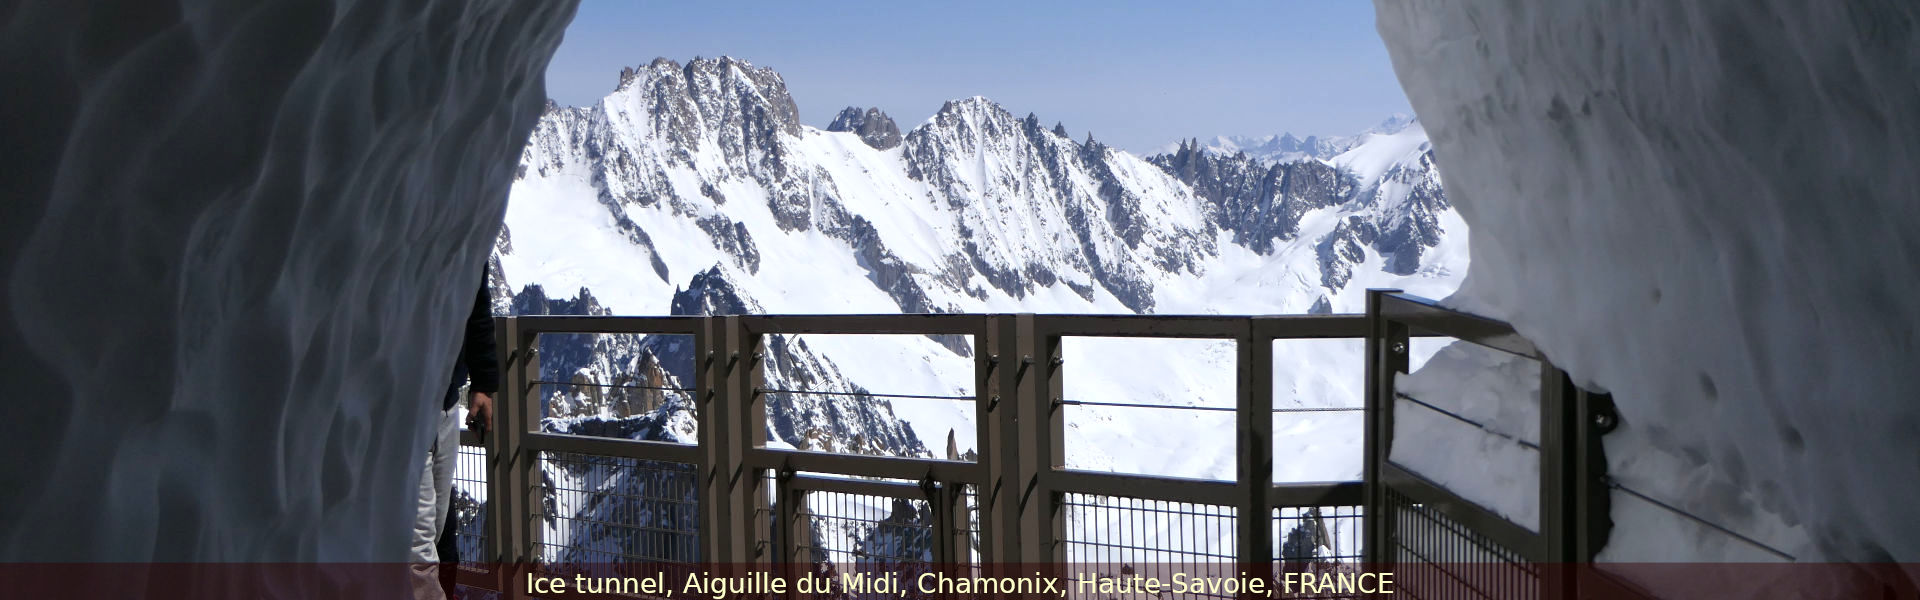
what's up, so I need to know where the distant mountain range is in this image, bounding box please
[477,56,1467,565]
[1150,114,1420,163]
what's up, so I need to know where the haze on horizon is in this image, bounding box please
[543,1,1415,152]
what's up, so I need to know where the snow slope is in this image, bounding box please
[1377,0,1920,570]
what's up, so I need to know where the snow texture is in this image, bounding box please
[0,0,578,571]
[1394,343,1542,531]
[1376,0,1920,564]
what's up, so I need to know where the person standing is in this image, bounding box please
[413,265,498,600]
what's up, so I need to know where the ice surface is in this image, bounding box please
[0,0,578,573]
[1376,0,1919,563]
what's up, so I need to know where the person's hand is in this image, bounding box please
[468,391,494,440]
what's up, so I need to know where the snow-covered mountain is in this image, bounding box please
[496,54,1464,467]
[1153,114,1420,164]
[478,55,1466,564]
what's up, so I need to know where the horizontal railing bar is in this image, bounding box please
[1250,314,1370,339]
[746,448,981,483]
[1058,399,1235,412]
[512,315,702,336]
[502,313,1398,341]
[522,432,701,464]
[1058,399,1364,413]
[786,474,930,499]
[756,388,974,402]
[1035,314,1244,338]
[1270,481,1365,507]
[739,314,987,336]
[1379,293,1540,358]
[1381,461,1547,561]
[1049,469,1239,506]
[532,379,694,393]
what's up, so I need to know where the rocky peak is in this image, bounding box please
[918,96,1022,144]
[512,284,611,317]
[1151,148,1352,254]
[604,56,802,162]
[669,266,763,316]
[826,106,902,150]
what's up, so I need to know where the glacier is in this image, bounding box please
[1376,0,1919,573]
[0,0,579,582]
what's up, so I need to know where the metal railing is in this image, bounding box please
[1363,290,1628,599]
[440,292,1634,599]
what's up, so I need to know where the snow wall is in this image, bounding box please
[0,0,578,571]
[1376,0,1918,565]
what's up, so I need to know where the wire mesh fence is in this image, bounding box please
[775,481,966,600]
[952,484,981,573]
[532,451,701,567]
[799,490,939,567]
[452,440,490,572]
[1271,505,1367,599]
[1386,487,1539,600]
[1060,493,1238,598]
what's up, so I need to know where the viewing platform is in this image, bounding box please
[446,290,1632,599]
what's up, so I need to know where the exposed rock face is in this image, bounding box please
[1377,0,1920,570]
[518,58,1455,319]
[514,285,686,420]
[826,106,903,150]
[1316,217,1376,291]
[670,266,763,316]
[661,268,928,456]
[1152,138,1448,293]
[0,0,578,573]
[1153,140,1352,254]
[897,97,1220,312]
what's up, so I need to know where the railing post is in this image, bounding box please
[933,481,970,568]
[1362,289,1407,566]
[487,316,538,598]
[1573,389,1617,598]
[738,318,770,568]
[1012,314,1065,565]
[983,314,1021,566]
[1545,367,1616,596]
[1540,363,1577,596]
[711,315,768,566]
[1235,321,1274,579]
[696,315,731,565]
[778,473,809,597]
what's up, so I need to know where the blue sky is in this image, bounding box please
[544,1,1413,152]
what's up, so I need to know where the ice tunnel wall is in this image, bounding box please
[1375,1,1918,561]
[0,0,578,563]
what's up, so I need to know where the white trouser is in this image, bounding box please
[411,405,459,600]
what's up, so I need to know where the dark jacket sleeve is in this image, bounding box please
[461,266,500,394]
